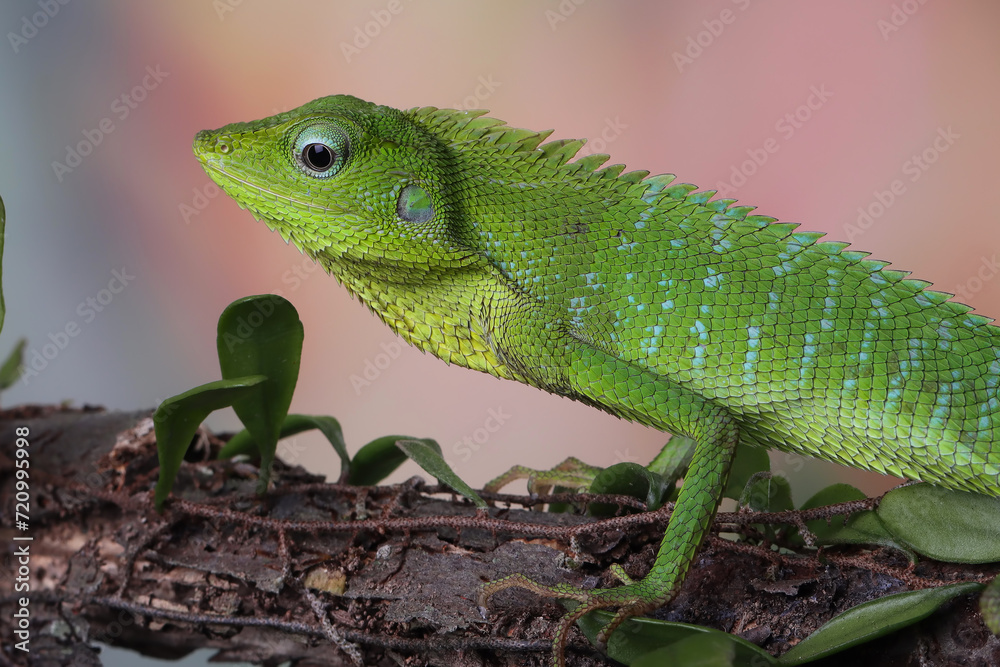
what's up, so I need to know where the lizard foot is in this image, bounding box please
[483,456,602,495]
[479,572,666,667]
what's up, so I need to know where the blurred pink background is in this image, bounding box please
[2,0,999,504]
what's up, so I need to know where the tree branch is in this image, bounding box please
[1,406,997,666]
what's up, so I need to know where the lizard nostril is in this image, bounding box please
[193,131,231,158]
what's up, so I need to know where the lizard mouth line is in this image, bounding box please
[199,161,350,217]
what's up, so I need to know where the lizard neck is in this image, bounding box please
[317,253,521,382]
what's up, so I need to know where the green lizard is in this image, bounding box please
[193,95,1000,665]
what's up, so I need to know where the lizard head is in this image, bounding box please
[193,94,476,276]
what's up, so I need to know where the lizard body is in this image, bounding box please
[194,95,1000,665]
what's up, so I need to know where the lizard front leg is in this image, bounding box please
[479,329,740,666]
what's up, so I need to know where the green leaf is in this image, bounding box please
[723,443,770,501]
[792,483,903,550]
[217,295,303,493]
[348,435,417,486]
[573,609,776,666]
[777,582,983,664]
[645,436,695,503]
[980,574,1000,635]
[800,483,866,510]
[632,634,736,667]
[153,375,267,510]
[0,194,6,336]
[735,472,794,543]
[646,434,696,481]
[877,483,1000,563]
[546,484,578,515]
[220,413,351,480]
[807,510,907,556]
[0,337,26,390]
[217,426,259,459]
[741,472,793,513]
[588,462,671,515]
[395,439,487,509]
[797,483,915,558]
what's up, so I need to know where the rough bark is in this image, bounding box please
[1,405,998,666]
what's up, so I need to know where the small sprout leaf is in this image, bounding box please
[153,375,266,510]
[217,295,303,492]
[395,439,487,508]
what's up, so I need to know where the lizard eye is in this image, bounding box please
[302,143,335,171]
[292,123,350,178]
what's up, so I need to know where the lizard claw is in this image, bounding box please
[480,574,662,667]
